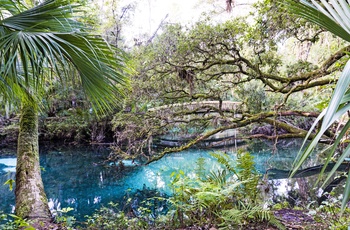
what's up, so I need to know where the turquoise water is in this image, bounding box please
[0,140,321,220]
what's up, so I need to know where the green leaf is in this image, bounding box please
[314,120,350,185]
[341,169,350,211]
[61,207,74,213]
[3,178,15,191]
[282,0,350,211]
[0,0,130,114]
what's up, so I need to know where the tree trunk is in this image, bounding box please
[15,101,51,221]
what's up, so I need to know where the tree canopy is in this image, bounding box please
[110,0,347,164]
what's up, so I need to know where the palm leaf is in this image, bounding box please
[283,0,350,42]
[282,0,350,211]
[342,169,350,209]
[0,0,129,113]
[0,0,25,18]
[315,119,350,187]
[1,0,82,32]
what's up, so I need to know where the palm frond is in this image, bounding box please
[0,0,129,114]
[283,0,350,42]
[282,0,350,210]
[0,0,26,18]
[1,0,82,32]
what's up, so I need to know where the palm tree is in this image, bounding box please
[282,0,350,210]
[0,0,128,222]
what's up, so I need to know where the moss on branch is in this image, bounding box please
[146,110,320,164]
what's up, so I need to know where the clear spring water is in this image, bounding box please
[0,140,322,221]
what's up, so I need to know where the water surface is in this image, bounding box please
[0,140,322,220]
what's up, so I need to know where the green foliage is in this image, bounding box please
[0,213,34,230]
[315,198,350,229]
[111,110,166,156]
[272,201,290,210]
[236,150,260,200]
[236,81,270,113]
[3,179,15,191]
[206,168,229,187]
[0,0,129,114]
[210,151,236,174]
[117,6,337,163]
[108,0,344,162]
[85,151,282,229]
[85,189,171,230]
[42,109,92,142]
[194,157,206,180]
[0,213,17,230]
[166,151,282,229]
[42,82,90,117]
[286,60,318,77]
[85,202,153,230]
[0,0,129,222]
[283,0,350,211]
[219,201,281,229]
[54,207,76,229]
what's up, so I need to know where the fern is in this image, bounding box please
[236,150,260,200]
[210,152,238,175]
[194,191,225,209]
[206,169,228,186]
[269,216,287,230]
[220,201,285,230]
[195,157,206,181]
[167,150,274,229]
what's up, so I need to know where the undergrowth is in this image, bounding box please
[3,151,350,229]
[84,151,284,229]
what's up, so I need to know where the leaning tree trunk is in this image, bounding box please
[15,101,51,221]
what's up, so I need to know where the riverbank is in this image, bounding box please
[0,113,114,148]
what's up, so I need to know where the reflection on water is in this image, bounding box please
[0,140,323,220]
[0,158,16,172]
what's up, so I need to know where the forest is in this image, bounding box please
[1,0,350,229]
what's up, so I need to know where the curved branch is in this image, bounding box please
[146,110,320,164]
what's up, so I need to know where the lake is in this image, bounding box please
[0,140,323,221]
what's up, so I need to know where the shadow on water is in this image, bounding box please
[0,139,343,221]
